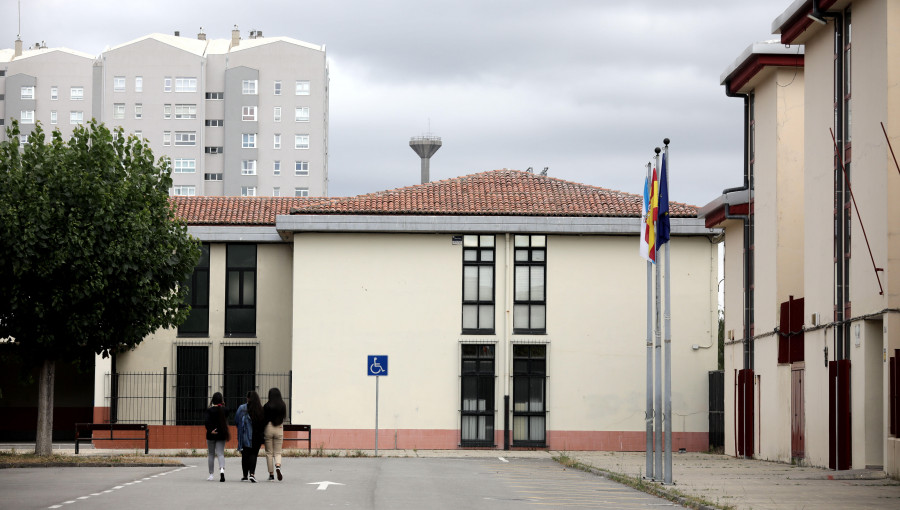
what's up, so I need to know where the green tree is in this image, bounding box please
[0,121,200,455]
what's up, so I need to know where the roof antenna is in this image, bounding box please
[18,0,21,38]
[540,167,548,176]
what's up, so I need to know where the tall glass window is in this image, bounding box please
[461,235,494,334]
[178,244,209,336]
[512,344,546,446]
[513,235,546,333]
[226,244,256,336]
[460,344,495,446]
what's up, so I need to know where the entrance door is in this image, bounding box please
[791,364,805,459]
[176,346,208,425]
[224,346,256,423]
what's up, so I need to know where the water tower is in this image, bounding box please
[409,134,442,184]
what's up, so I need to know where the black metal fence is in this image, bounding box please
[708,370,724,450]
[107,370,292,426]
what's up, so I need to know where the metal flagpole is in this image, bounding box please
[653,147,663,481]
[645,161,653,479]
[663,140,673,485]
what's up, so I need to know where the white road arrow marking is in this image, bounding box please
[308,481,345,491]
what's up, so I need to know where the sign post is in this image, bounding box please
[367,355,388,456]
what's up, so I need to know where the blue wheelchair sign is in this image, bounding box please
[367,355,388,376]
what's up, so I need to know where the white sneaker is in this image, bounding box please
[207,474,215,481]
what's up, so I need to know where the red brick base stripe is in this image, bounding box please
[83,425,708,452]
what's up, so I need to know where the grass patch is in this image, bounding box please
[553,453,733,510]
[0,451,182,469]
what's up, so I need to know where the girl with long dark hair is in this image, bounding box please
[235,390,266,482]
[263,387,287,481]
[205,392,230,481]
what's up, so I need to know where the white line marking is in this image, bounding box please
[76,496,89,500]
[498,457,509,463]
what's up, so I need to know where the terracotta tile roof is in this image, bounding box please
[171,196,333,225]
[170,170,697,226]
[294,169,697,218]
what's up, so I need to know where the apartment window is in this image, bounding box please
[241,160,257,175]
[205,146,223,154]
[178,243,209,336]
[272,187,281,197]
[21,86,35,100]
[294,161,308,176]
[20,111,35,124]
[512,344,546,446]
[274,107,281,122]
[461,235,495,333]
[164,77,172,92]
[19,134,29,144]
[113,76,125,92]
[163,131,171,146]
[295,187,309,197]
[175,104,197,119]
[70,87,84,100]
[205,119,224,127]
[294,134,309,149]
[175,77,197,92]
[50,86,58,100]
[295,80,310,95]
[113,103,125,120]
[134,131,143,139]
[173,185,196,196]
[204,173,223,181]
[242,80,258,95]
[135,76,143,93]
[274,81,282,95]
[294,107,310,123]
[273,134,281,149]
[175,131,197,146]
[70,111,84,125]
[513,235,546,334]
[461,344,495,446]
[173,158,196,173]
[242,133,257,148]
[205,92,224,100]
[134,103,143,119]
[164,104,172,119]
[273,161,282,175]
[50,111,57,125]
[240,186,257,197]
[226,244,256,336]
[242,106,257,121]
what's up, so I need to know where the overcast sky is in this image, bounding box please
[8,0,796,207]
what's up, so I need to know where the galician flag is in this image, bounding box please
[640,175,651,262]
[646,167,659,262]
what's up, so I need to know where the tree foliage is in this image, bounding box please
[0,120,200,365]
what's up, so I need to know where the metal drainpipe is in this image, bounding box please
[723,86,751,458]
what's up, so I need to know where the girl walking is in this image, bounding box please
[263,387,286,481]
[204,392,230,481]
[235,391,266,482]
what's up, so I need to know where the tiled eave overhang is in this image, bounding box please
[697,190,751,229]
[772,0,839,45]
[725,54,804,95]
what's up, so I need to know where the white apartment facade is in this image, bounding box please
[1,28,328,198]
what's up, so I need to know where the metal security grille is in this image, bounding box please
[708,370,724,451]
[107,370,291,426]
[512,344,546,446]
[460,344,495,446]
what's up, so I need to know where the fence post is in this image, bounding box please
[288,370,293,424]
[162,367,167,426]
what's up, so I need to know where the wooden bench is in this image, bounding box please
[282,424,311,454]
[75,423,149,454]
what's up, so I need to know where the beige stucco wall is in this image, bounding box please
[291,232,718,438]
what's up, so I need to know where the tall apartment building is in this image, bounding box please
[0,28,329,197]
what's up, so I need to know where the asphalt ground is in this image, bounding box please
[2,445,899,509]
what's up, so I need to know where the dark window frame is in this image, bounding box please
[225,244,257,337]
[513,235,547,334]
[461,235,496,335]
[178,243,210,336]
[460,344,495,446]
[512,344,547,447]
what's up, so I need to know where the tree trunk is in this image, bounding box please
[35,359,56,456]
